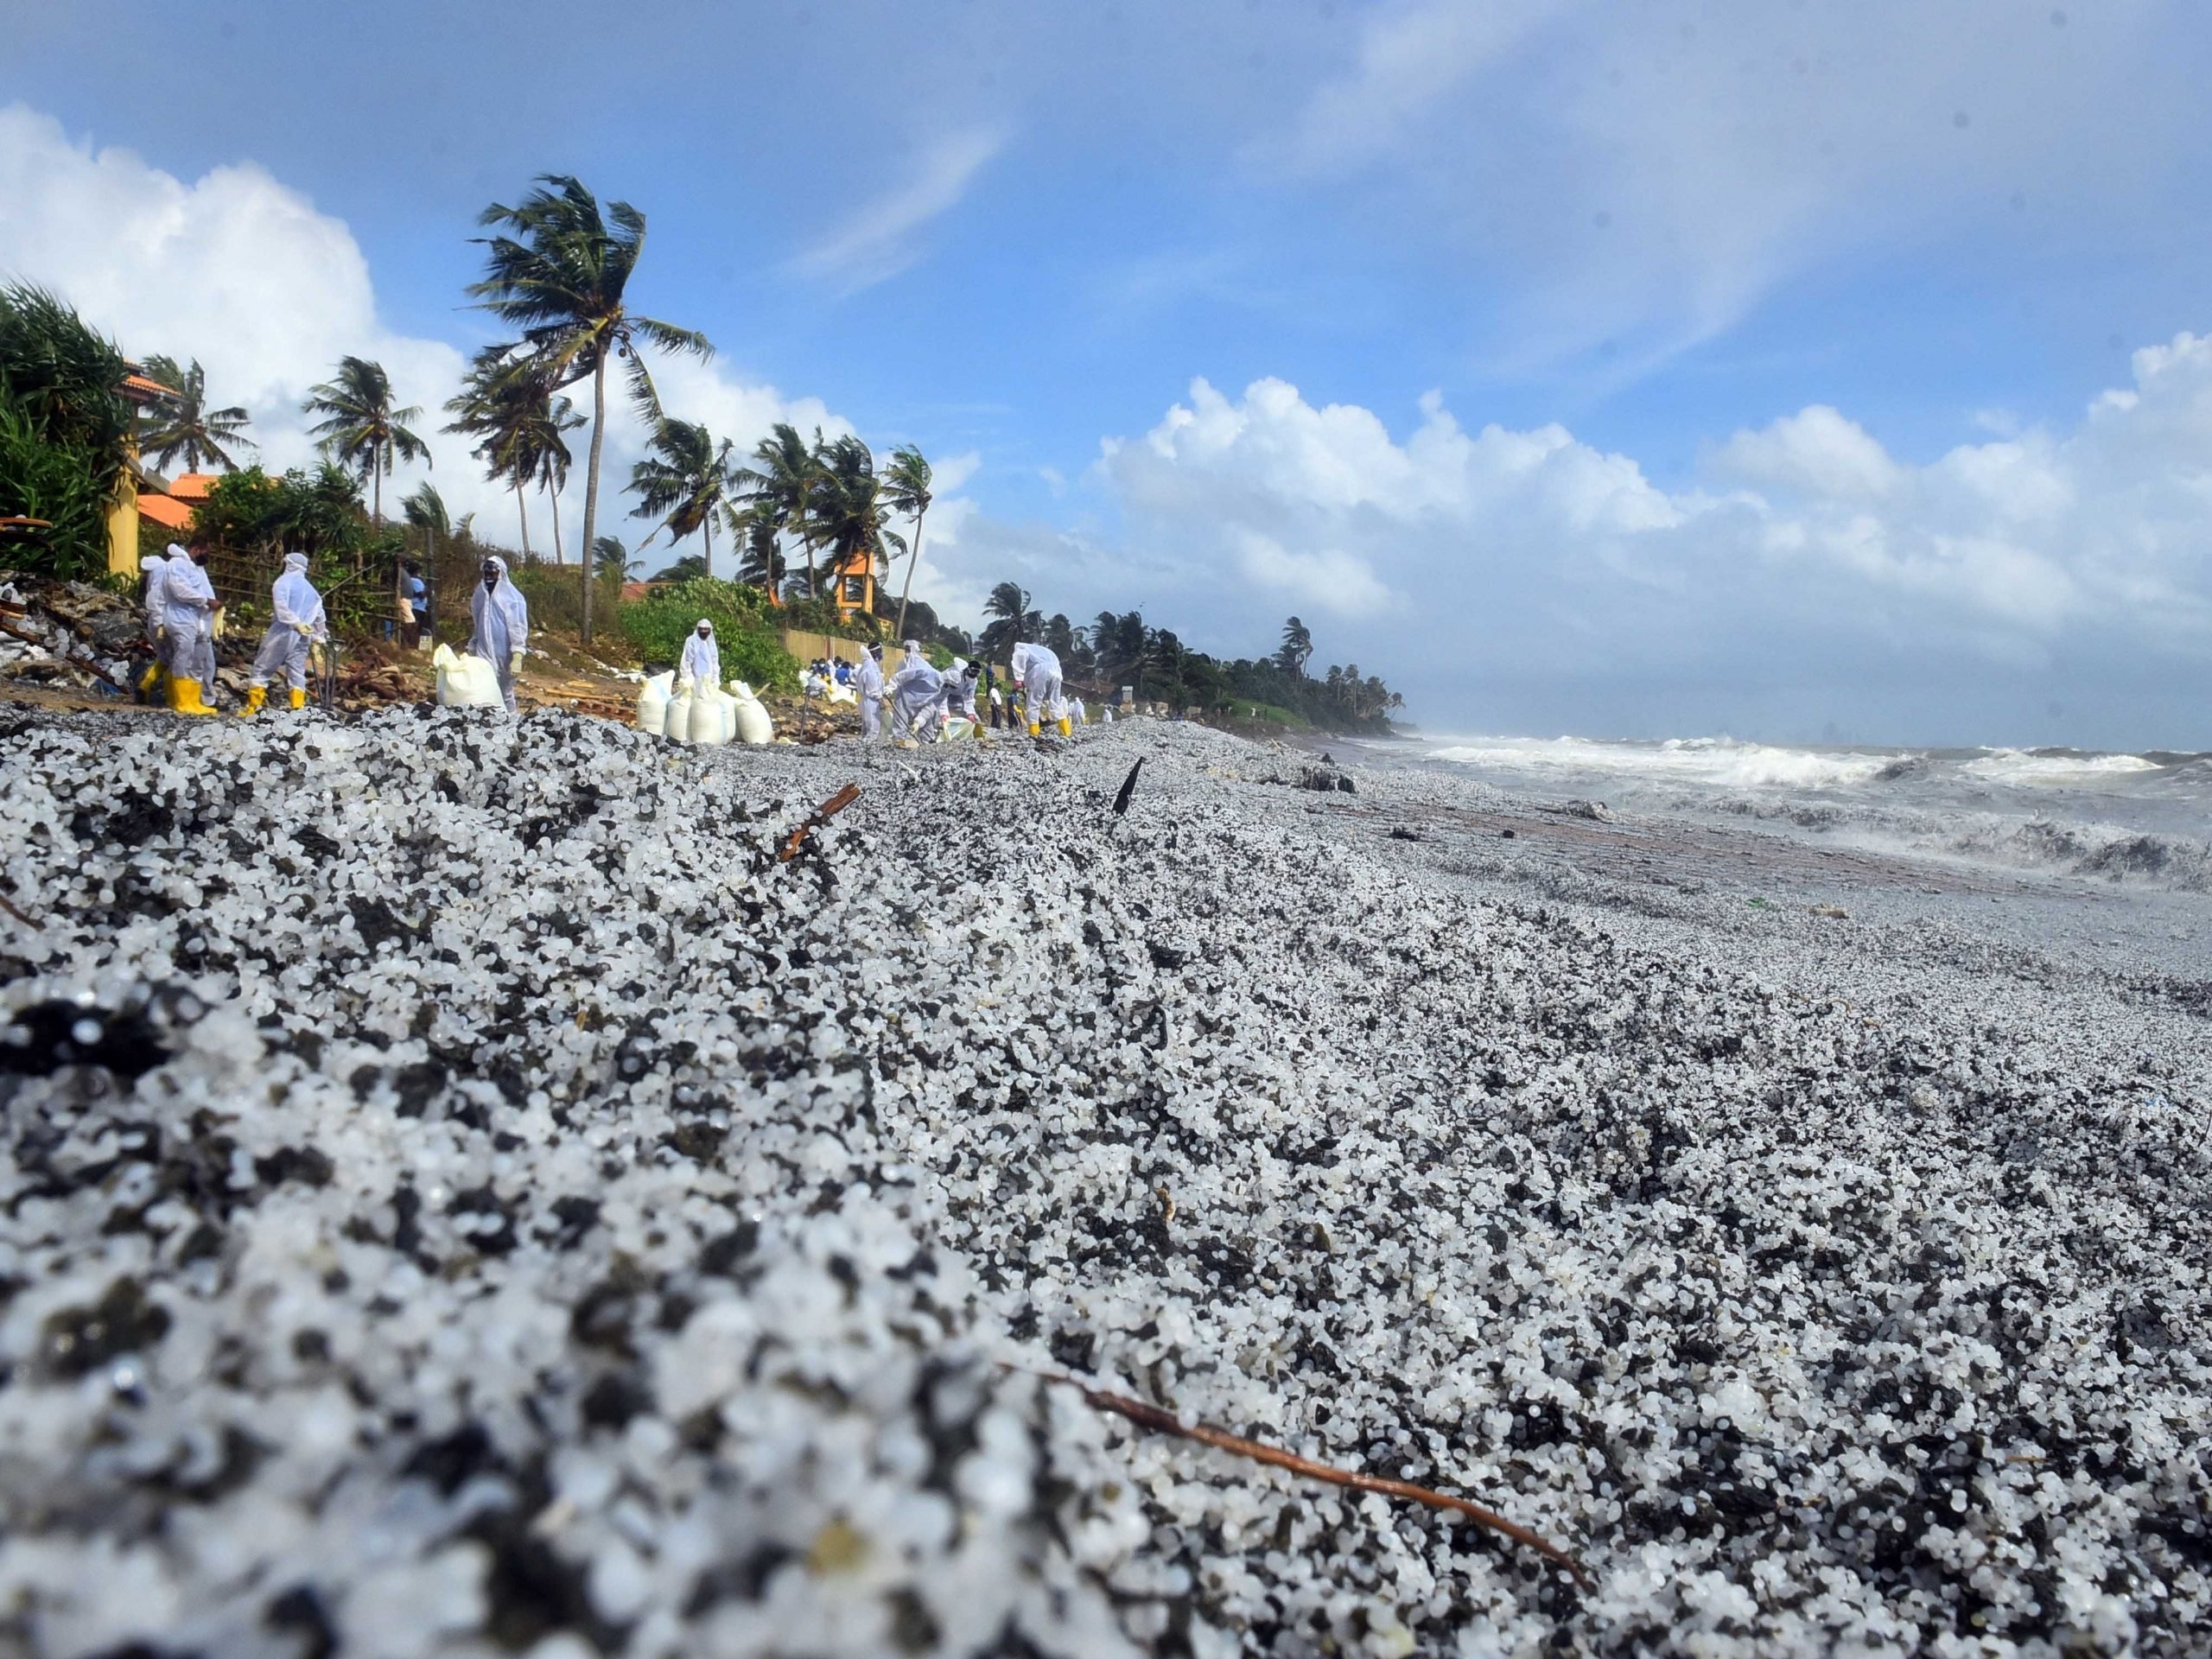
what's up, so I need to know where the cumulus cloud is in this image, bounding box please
[791,127,1004,297]
[0,103,842,567]
[1062,355,2212,744]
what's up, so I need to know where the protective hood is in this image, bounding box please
[272,553,325,635]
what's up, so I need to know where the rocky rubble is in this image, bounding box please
[0,709,2207,1657]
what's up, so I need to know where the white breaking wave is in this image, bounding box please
[1427,734,1892,791]
[1961,748,2164,785]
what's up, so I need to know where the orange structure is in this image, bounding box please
[828,547,875,620]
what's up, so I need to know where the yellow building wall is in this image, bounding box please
[105,477,141,576]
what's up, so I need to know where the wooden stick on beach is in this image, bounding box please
[1036,1371,1591,1589]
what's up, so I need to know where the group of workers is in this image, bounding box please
[137,545,528,718]
[140,546,1105,744]
[138,540,326,716]
[842,637,1090,745]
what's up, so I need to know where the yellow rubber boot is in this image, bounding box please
[289,687,307,710]
[238,684,266,718]
[137,661,163,696]
[169,678,217,717]
[1057,716,1072,737]
[1027,721,1040,737]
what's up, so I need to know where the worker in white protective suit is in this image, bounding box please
[945,658,982,728]
[162,541,221,716]
[853,642,886,741]
[1010,640,1066,737]
[468,555,531,716]
[885,639,944,745]
[679,618,720,691]
[1069,696,1087,727]
[241,552,327,715]
[137,545,176,696]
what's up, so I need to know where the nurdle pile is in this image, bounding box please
[0,710,2205,1656]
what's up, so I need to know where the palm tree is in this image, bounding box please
[443,346,578,561]
[732,422,828,598]
[401,480,451,538]
[302,356,427,527]
[1276,615,1313,677]
[594,535,638,582]
[881,444,932,640]
[468,174,713,643]
[629,417,736,577]
[137,355,257,473]
[977,580,1041,663]
[733,501,788,600]
[533,391,583,563]
[800,434,904,612]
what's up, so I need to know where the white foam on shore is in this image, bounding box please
[1428,734,1894,791]
[1961,747,2164,785]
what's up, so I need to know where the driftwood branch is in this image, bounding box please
[1041,1371,1590,1589]
[779,784,861,862]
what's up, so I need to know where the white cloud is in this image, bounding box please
[0,103,847,573]
[1713,406,1904,502]
[791,127,1003,297]
[1044,355,2212,740]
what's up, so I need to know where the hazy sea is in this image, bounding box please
[1389,733,2212,897]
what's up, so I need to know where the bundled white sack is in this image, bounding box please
[728,680,774,745]
[433,643,505,709]
[634,671,673,735]
[689,684,732,746]
[664,678,694,744]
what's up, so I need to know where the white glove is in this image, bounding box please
[510,651,524,675]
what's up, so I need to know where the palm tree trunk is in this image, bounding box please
[514,483,532,558]
[549,485,563,566]
[702,512,713,582]
[894,505,926,640]
[580,359,607,645]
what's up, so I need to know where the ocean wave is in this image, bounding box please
[1962,748,2164,785]
[1428,734,1892,791]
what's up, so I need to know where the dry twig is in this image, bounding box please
[1039,1371,1590,1589]
[0,891,37,928]
[779,784,862,862]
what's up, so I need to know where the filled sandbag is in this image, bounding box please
[728,680,774,745]
[664,683,694,744]
[634,671,672,735]
[689,686,732,746]
[432,643,505,709]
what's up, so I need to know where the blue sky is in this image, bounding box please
[4,0,2210,748]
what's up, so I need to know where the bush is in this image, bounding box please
[0,403,109,580]
[617,577,797,694]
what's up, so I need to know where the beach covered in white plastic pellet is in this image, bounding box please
[1,706,2207,1658]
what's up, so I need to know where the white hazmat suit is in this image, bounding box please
[143,546,178,648]
[249,553,327,703]
[886,639,944,742]
[944,658,980,723]
[679,620,720,690]
[162,550,219,688]
[468,556,531,715]
[1010,641,1064,734]
[854,647,886,740]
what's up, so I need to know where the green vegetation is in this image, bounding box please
[468,174,713,644]
[964,598,1404,733]
[616,577,797,693]
[137,355,257,473]
[0,282,131,580]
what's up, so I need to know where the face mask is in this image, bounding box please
[482,569,499,588]
[190,549,209,564]
[697,627,710,638]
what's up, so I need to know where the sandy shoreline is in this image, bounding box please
[2,709,2206,1656]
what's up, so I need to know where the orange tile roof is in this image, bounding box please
[120,372,178,403]
[137,494,195,531]
[168,473,218,500]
